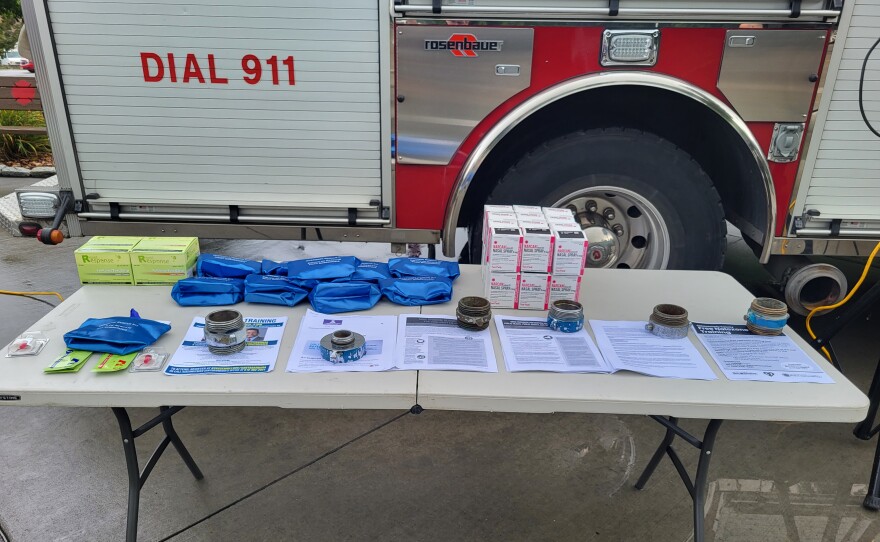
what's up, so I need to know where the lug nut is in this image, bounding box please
[586,200,598,213]
[603,208,616,220]
[612,224,624,237]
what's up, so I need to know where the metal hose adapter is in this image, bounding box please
[745,297,789,336]
[645,304,689,339]
[204,309,246,355]
[547,300,585,333]
[457,296,492,331]
[319,329,367,363]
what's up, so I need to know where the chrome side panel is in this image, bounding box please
[80,222,440,244]
[396,26,533,165]
[770,237,880,257]
[395,1,838,21]
[718,29,827,122]
[441,72,775,263]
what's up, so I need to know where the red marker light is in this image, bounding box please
[18,223,40,237]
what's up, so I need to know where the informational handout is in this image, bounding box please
[692,323,833,383]
[167,317,287,375]
[494,316,611,373]
[395,315,498,372]
[286,310,396,373]
[589,320,717,380]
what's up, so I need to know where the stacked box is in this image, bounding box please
[483,212,518,248]
[482,205,587,309]
[542,207,577,221]
[513,205,545,219]
[130,237,200,285]
[548,274,582,304]
[550,225,588,276]
[518,217,554,274]
[74,236,142,284]
[483,266,520,309]
[518,273,551,309]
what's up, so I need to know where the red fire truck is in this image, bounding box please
[16,0,879,313]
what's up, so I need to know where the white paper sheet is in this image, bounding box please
[286,310,397,373]
[494,316,611,373]
[395,314,498,372]
[166,316,287,375]
[589,320,717,380]
[691,323,833,383]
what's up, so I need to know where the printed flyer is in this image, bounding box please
[166,316,287,375]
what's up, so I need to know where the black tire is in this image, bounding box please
[466,128,726,270]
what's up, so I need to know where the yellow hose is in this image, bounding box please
[0,289,64,302]
[805,242,880,361]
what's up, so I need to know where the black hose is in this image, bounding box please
[19,294,56,308]
[858,36,880,137]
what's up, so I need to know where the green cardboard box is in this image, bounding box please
[74,236,141,284]
[130,237,200,285]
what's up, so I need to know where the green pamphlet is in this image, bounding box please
[45,349,93,373]
[92,352,138,373]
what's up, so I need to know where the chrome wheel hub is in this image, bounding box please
[552,186,671,269]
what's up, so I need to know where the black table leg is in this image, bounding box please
[111,407,204,542]
[635,417,723,542]
[852,356,880,510]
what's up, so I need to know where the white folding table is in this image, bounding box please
[0,290,417,542]
[421,268,869,541]
[0,266,869,542]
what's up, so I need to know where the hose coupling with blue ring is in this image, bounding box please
[744,297,789,336]
[547,300,584,333]
[319,329,367,363]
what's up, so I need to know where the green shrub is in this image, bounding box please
[0,109,51,161]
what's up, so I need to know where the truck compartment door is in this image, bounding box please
[45,0,388,222]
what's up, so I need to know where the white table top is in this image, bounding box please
[420,268,869,422]
[0,266,869,423]
[0,287,417,409]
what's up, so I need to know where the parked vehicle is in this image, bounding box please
[1,50,28,67]
[16,0,880,314]
[22,60,34,73]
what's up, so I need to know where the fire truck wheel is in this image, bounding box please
[470,127,726,270]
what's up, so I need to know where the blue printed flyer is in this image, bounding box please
[166,316,287,375]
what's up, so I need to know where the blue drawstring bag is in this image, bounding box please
[171,277,245,306]
[308,281,381,314]
[197,254,261,279]
[63,316,171,355]
[332,261,391,284]
[387,257,461,281]
[244,274,308,307]
[261,259,287,276]
[380,276,453,306]
[287,256,360,282]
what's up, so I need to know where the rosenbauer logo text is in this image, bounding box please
[425,34,504,57]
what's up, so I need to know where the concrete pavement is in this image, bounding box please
[1,233,879,541]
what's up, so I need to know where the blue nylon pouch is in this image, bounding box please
[63,316,171,355]
[171,277,245,306]
[387,257,461,281]
[261,259,287,276]
[196,254,261,279]
[244,274,308,307]
[308,281,381,314]
[286,256,360,283]
[332,261,391,284]
[380,276,453,306]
